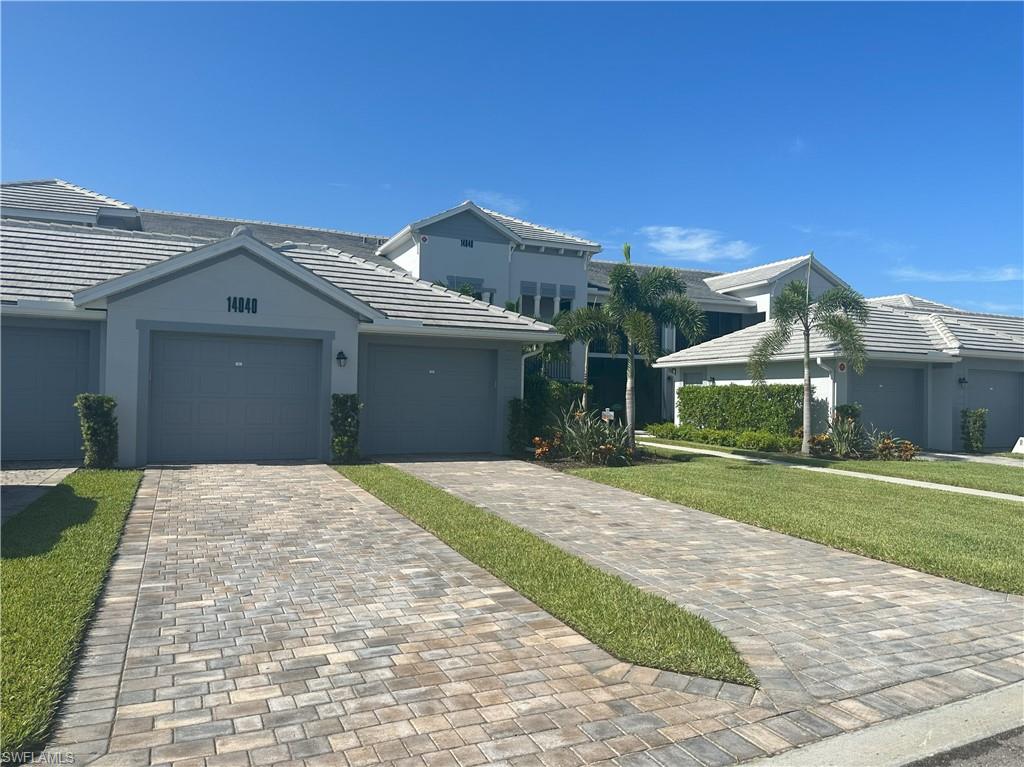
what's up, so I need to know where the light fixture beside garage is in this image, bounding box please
[336,350,348,367]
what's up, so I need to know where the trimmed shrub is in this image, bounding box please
[646,422,802,454]
[521,372,590,441]
[834,402,863,422]
[961,408,988,453]
[73,394,118,468]
[676,384,803,436]
[557,406,634,466]
[507,398,530,453]
[331,394,361,463]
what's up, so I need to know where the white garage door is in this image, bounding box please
[361,344,496,455]
[148,332,321,462]
[967,369,1024,449]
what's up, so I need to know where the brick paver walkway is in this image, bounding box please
[49,464,802,767]
[390,460,1024,725]
[1,462,76,523]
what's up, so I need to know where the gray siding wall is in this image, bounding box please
[421,211,511,244]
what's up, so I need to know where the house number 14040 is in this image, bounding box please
[227,296,258,314]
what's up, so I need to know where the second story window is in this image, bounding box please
[520,281,537,316]
[460,239,474,248]
[559,284,575,314]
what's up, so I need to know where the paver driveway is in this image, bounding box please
[49,464,796,767]
[390,458,1024,717]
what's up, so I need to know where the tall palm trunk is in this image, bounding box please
[625,341,636,448]
[802,324,812,455]
[581,341,591,411]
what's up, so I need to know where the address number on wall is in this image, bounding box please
[227,296,258,314]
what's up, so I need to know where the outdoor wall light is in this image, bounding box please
[958,376,968,386]
[336,350,348,367]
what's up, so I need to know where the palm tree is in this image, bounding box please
[606,243,706,447]
[554,305,618,410]
[748,268,869,455]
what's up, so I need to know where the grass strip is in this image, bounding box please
[1,469,142,752]
[575,452,1024,594]
[338,463,756,686]
[641,437,1024,496]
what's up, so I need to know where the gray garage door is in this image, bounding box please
[850,365,925,444]
[148,333,321,462]
[362,344,496,455]
[967,369,1024,449]
[2,324,92,460]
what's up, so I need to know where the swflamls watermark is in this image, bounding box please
[0,753,75,765]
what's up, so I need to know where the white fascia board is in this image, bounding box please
[375,225,413,256]
[73,234,385,321]
[1,299,107,320]
[360,320,561,343]
[0,207,96,226]
[653,349,955,369]
[953,349,1024,361]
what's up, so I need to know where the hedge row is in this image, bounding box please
[648,422,803,453]
[508,373,590,452]
[676,384,803,436]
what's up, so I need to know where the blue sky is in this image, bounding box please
[3,1,1022,313]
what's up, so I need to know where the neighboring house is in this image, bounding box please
[655,293,1024,451]
[0,181,558,463]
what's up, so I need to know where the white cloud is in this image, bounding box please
[955,299,1024,315]
[464,189,525,214]
[887,265,1023,283]
[639,226,756,263]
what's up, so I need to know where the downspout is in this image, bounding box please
[816,356,837,419]
[521,346,543,398]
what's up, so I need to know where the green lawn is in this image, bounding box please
[338,463,756,686]
[573,453,1024,594]
[1,469,142,753]
[640,437,1024,496]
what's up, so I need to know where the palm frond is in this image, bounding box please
[554,305,615,345]
[812,286,869,325]
[772,280,811,327]
[621,310,659,363]
[748,323,792,382]
[818,313,867,374]
[637,267,685,309]
[654,295,707,346]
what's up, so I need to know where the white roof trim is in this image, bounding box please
[0,299,107,320]
[377,201,524,255]
[654,349,957,369]
[360,319,561,343]
[705,254,849,294]
[73,233,385,320]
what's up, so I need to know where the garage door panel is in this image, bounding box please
[362,344,496,455]
[850,366,925,444]
[149,333,320,462]
[967,369,1023,449]
[2,325,93,460]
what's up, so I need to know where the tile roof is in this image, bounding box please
[586,260,756,308]
[0,219,553,334]
[139,209,393,265]
[703,254,813,292]
[656,299,1023,367]
[476,206,600,249]
[0,179,135,217]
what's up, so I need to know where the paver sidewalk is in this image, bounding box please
[636,440,1024,502]
[390,458,1023,718]
[1,462,76,523]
